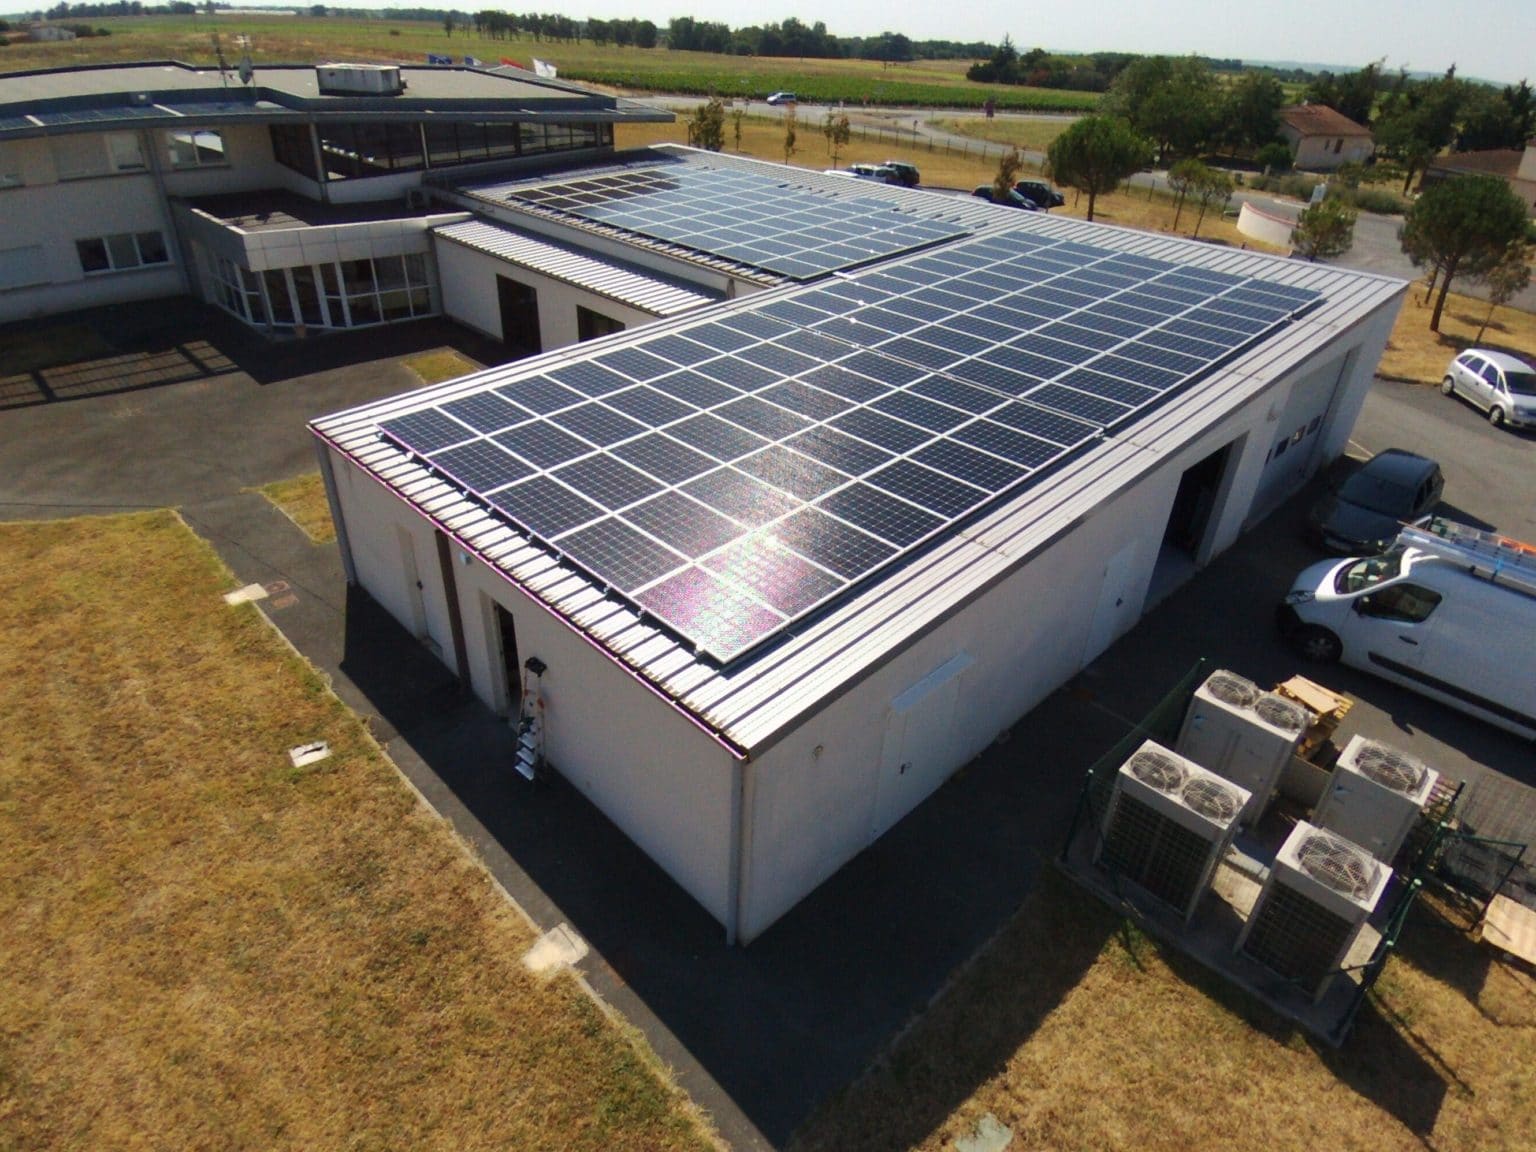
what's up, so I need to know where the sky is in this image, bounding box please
[321,0,1534,86]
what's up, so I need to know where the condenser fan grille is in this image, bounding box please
[1182,777,1242,823]
[1295,831,1378,898]
[1128,750,1189,792]
[1355,744,1428,793]
[1205,671,1260,708]
[1254,694,1308,732]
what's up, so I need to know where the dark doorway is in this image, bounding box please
[1164,443,1232,556]
[494,602,522,715]
[496,276,541,356]
[577,305,625,343]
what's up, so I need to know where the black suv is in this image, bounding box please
[880,160,920,187]
[1013,179,1065,209]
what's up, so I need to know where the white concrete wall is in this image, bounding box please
[436,238,657,349]
[324,444,741,928]
[0,155,182,323]
[1292,135,1375,171]
[735,311,1398,941]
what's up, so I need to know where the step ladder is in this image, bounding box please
[513,656,547,782]
[1400,517,1536,599]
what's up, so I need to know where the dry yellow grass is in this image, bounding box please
[0,511,715,1152]
[1379,285,1536,384]
[255,474,335,543]
[404,348,483,385]
[931,116,1074,153]
[789,871,1536,1152]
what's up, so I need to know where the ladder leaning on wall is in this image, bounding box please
[514,656,547,782]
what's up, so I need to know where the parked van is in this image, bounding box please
[1276,518,1536,738]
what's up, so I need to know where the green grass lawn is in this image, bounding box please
[0,511,716,1152]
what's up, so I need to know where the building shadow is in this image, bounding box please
[0,296,512,409]
[335,584,1124,1150]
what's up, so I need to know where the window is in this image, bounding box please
[106,132,146,172]
[166,128,227,168]
[75,231,170,274]
[577,306,625,342]
[1356,582,1442,623]
[1333,138,1344,155]
[269,123,318,180]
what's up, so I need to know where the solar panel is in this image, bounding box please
[504,162,972,280]
[379,221,1322,662]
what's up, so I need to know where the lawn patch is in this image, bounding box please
[0,511,715,1152]
[255,474,336,543]
[1380,287,1536,384]
[404,348,483,385]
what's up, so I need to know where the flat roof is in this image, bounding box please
[456,146,1008,286]
[314,210,1405,755]
[0,60,671,140]
[189,189,439,230]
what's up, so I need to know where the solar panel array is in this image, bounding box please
[380,225,1321,663]
[505,164,971,280]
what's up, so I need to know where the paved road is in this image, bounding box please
[3,301,1534,1150]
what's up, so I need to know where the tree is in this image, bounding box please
[443,10,454,36]
[730,105,745,152]
[687,96,725,152]
[1105,55,1219,163]
[1304,61,1382,126]
[1255,140,1293,173]
[1190,166,1234,238]
[1167,158,1205,230]
[1399,174,1530,331]
[1046,115,1150,221]
[1291,197,1359,261]
[782,107,797,165]
[1374,66,1466,193]
[821,109,850,166]
[991,146,1023,201]
[1475,241,1532,342]
[1220,70,1283,156]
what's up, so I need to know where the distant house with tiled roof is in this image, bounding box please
[1421,139,1536,217]
[1277,105,1375,170]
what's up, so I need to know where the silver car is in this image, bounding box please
[1442,348,1536,429]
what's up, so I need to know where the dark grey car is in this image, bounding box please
[1307,448,1445,555]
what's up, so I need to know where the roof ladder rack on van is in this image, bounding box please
[1400,517,1536,599]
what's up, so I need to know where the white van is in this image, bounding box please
[1276,519,1536,738]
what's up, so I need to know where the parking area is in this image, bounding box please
[2,305,1533,1150]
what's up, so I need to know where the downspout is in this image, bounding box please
[725,752,747,946]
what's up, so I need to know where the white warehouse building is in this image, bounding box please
[313,158,1406,943]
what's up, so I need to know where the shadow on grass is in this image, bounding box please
[0,296,511,410]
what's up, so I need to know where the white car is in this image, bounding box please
[1442,348,1536,429]
[764,91,797,106]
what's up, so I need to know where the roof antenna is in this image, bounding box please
[211,32,230,91]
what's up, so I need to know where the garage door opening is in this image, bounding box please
[1151,442,1234,602]
[497,276,541,357]
[493,602,522,717]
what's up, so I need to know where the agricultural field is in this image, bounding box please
[0,13,1098,110]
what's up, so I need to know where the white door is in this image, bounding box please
[1084,541,1140,663]
[396,526,428,640]
[1254,355,1349,512]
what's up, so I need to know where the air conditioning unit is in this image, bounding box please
[1237,821,1392,1001]
[1096,740,1251,923]
[1312,735,1439,864]
[1176,670,1309,825]
[316,63,405,96]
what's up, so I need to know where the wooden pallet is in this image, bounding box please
[1480,894,1536,967]
[1274,675,1353,762]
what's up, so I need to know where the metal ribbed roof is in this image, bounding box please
[314,211,1405,758]
[434,217,715,317]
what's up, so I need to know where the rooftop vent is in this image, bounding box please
[1204,670,1260,708]
[1126,746,1190,793]
[1354,743,1430,794]
[316,63,405,97]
